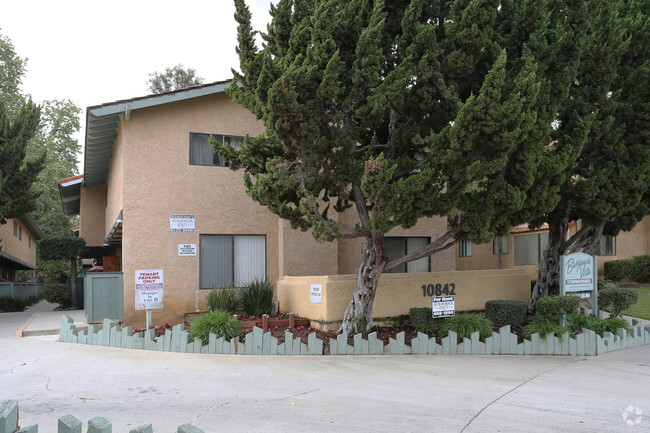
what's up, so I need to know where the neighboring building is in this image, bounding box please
[456,217,650,276]
[0,214,45,281]
[59,82,454,327]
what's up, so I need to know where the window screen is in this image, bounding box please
[385,237,430,273]
[200,234,266,288]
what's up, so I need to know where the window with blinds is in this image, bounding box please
[200,234,266,289]
[385,237,430,273]
[514,233,549,266]
[598,235,616,256]
[459,240,472,257]
[189,133,244,166]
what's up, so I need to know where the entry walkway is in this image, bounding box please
[0,300,87,338]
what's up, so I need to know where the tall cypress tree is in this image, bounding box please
[224,0,590,333]
[533,0,650,299]
[0,100,45,229]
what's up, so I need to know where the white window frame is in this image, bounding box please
[459,240,472,257]
[493,235,509,255]
[189,132,244,167]
[385,236,431,273]
[598,235,616,256]
[199,234,266,289]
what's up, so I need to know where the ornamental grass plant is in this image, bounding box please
[438,313,493,343]
[188,310,243,344]
[240,277,274,317]
[207,286,240,314]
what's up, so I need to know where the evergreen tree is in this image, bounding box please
[533,0,650,300]
[0,100,46,229]
[224,0,590,333]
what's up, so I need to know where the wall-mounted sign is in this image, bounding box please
[310,284,322,304]
[170,214,195,232]
[135,269,164,310]
[432,295,455,318]
[178,244,197,256]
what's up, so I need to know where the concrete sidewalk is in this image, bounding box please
[4,300,88,338]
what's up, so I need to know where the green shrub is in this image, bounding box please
[632,255,650,283]
[600,317,631,335]
[408,307,445,334]
[43,282,70,306]
[603,259,634,282]
[599,285,639,317]
[533,295,580,318]
[240,277,274,317]
[188,310,243,344]
[523,315,568,340]
[439,313,493,343]
[207,287,240,314]
[0,296,27,312]
[484,300,528,328]
[565,314,631,336]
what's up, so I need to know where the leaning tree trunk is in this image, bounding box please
[532,218,568,302]
[339,235,386,335]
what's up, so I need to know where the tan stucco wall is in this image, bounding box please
[277,269,531,331]
[278,219,339,278]
[79,185,106,245]
[0,218,37,273]
[105,120,125,234]
[118,92,277,326]
[337,210,456,275]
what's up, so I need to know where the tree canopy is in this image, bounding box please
[0,100,45,227]
[533,0,650,299]
[224,0,642,333]
[147,64,204,94]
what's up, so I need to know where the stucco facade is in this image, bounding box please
[0,215,44,281]
[455,217,650,277]
[70,83,455,327]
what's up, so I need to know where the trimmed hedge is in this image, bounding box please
[533,295,580,318]
[603,259,634,282]
[599,285,639,317]
[485,300,528,328]
[632,255,650,283]
[0,296,27,312]
[409,307,444,334]
[43,282,70,307]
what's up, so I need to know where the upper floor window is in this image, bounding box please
[385,237,430,273]
[18,226,22,241]
[598,235,616,256]
[13,221,17,237]
[459,240,472,257]
[189,133,244,166]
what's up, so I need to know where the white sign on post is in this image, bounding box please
[560,252,598,316]
[178,244,197,256]
[135,269,164,310]
[170,215,195,232]
[310,284,322,304]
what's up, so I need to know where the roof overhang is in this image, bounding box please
[83,80,231,187]
[57,174,84,217]
[17,213,45,240]
[0,250,35,270]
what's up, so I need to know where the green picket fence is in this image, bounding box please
[0,400,204,433]
[58,315,650,356]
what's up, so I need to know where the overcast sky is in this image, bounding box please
[1,0,275,170]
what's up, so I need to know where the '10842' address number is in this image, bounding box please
[422,283,456,297]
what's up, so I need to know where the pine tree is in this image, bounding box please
[225,0,591,333]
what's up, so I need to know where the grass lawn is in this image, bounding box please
[618,287,650,320]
